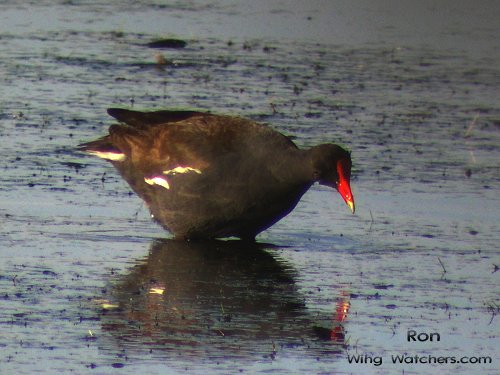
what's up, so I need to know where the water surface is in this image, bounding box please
[1,1,499,374]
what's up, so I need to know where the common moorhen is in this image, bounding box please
[78,108,355,240]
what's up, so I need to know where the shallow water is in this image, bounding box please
[1,1,499,374]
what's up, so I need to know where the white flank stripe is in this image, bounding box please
[144,176,170,190]
[87,151,126,162]
[163,166,202,175]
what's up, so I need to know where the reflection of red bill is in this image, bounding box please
[331,292,351,342]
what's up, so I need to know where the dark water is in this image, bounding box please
[1,1,499,374]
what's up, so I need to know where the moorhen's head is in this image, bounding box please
[310,144,355,214]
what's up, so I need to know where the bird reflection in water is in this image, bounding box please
[97,239,350,360]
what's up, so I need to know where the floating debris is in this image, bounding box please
[146,38,187,49]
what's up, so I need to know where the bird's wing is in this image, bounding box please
[82,109,299,180]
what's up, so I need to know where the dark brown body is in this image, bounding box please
[79,108,353,240]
